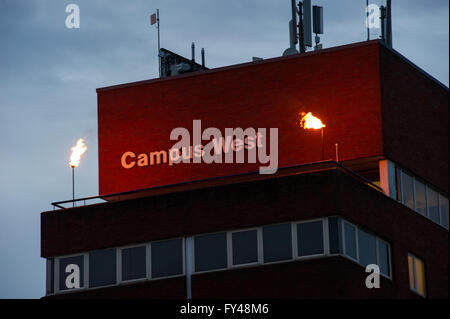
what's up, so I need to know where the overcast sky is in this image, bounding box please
[0,0,448,298]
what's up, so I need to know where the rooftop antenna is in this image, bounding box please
[380,0,393,48]
[302,0,313,50]
[312,5,324,50]
[201,48,205,67]
[150,9,161,77]
[385,0,393,47]
[283,0,299,56]
[366,0,370,41]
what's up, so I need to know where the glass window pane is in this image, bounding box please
[122,246,146,281]
[358,229,377,267]
[408,255,415,289]
[428,188,440,223]
[152,238,183,278]
[402,172,415,210]
[396,167,402,202]
[439,195,449,229]
[195,233,227,272]
[328,217,342,254]
[297,221,324,256]
[415,180,427,216]
[263,223,292,263]
[344,222,357,260]
[377,239,390,277]
[47,258,54,294]
[415,258,426,296]
[59,255,84,291]
[89,249,117,288]
[232,230,258,265]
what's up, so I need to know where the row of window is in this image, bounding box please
[46,217,391,295]
[396,167,449,229]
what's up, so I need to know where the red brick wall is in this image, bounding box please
[380,45,449,194]
[97,41,383,195]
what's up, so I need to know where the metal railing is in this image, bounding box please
[51,160,384,210]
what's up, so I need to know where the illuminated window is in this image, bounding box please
[408,253,426,297]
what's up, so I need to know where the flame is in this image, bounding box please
[300,112,326,130]
[69,138,87,167]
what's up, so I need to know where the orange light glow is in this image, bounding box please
[300,112,326,130]
[69,138,87,167]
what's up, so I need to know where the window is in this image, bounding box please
[415,180,427,216]
[427,188,440,223]
[439,195,449,229]
[377,239,390,277]
[408,254,426,297]
[195,232,227,272]
[297,220,324,257]
[151,238,183,278]
[47,258,54,294]
[262,223,292,263]
[89,249,116,288]
[328,217,342,254]
[358,229,377,267]
[121,246,146,281]
[396,167,402,201]
[402,171,415,210]
[232,229,258,266]
[59,255,84,291]
[343,222,357,260]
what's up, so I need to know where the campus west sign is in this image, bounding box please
[120,120,279,174]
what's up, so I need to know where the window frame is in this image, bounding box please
[54,252,88,295]
[193,231,229,274]
[229,227,261,268]
[150,237,186,280]
[261,222,294,265]
[293,218,327,259]
[118,243,149,284]
[88,248,118,289]
[408,253,426,297]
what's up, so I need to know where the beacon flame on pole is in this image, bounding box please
[69,138,87,207]
[300,112,326,160]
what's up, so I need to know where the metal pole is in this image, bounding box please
[72,166,75,207]
[321,127,324,160]
[298,1,305,53]
[335,143,339,162]
[157,9,161,77]
[366,0,370,41]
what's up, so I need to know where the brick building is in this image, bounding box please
[41,40,448,298]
